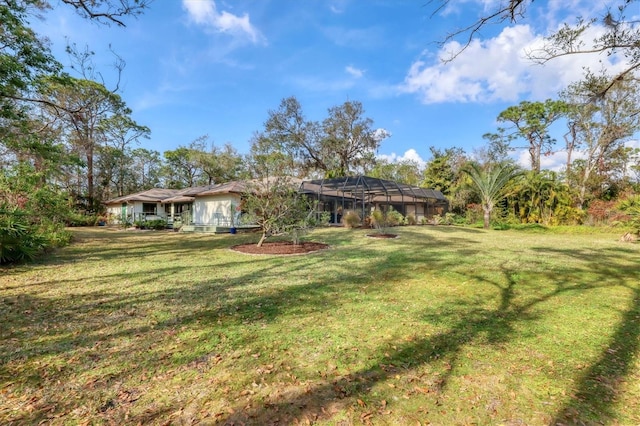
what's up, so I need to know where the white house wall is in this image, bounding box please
[193,194,241,226]
[104,202,165,224]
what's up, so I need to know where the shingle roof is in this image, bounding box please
[103,188,181,204]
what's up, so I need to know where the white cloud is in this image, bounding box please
[401,23,630,104]
[345,65,364,78]
[329,0,348,14]
[378,149,426,168]
[182,0,265,44]
[515,149,578,172]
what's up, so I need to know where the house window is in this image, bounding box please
[142,203,156,214]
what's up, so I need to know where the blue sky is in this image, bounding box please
[33,0,634,169]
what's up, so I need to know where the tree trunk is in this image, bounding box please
[483,205,491,229]
[257,232,267,247]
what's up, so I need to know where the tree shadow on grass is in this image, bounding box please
[3,229,639,424]
[2,232,466,424]
[552,287,640,425]
[531,247,640,425]
[213,260,630,425]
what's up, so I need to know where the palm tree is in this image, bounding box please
[463,162,522,229]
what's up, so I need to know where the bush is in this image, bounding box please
[65,212,98,227]
[0,211,47,264]
[406,213,417,226]
[146,219,168,230]
[343,211,362,228]
[614,195,640,234]
[387,208,404,226]
[371,210,387,232]
[134,219,168,230]
[371,207,403,232]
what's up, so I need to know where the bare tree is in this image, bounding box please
[430,0,640,96]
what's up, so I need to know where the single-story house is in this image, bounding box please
[104,176,448,231]
[104,182,247,231]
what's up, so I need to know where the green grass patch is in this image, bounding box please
[1,226,639,425]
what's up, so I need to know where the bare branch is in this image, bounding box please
[60,0,153,27]
[430,0,532,62]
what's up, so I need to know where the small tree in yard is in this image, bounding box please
[241,176,323,247]
[463,162,522,229]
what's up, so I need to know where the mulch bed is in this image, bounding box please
[366,233,398,239]
[231,241,329,255]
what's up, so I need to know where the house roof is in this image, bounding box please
[104,177,447,206]
[299,176,448,203]
[196,180,248,196]
[103,184,224,205]
[103,188,181,204]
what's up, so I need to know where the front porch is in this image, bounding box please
[179,224,258,234]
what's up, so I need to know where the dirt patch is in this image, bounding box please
[366,233,398,239]
[231,241,329,255]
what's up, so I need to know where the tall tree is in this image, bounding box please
[259,97,321,177]
[161,146,203,189]
[189,136,245,185]
[369,158,422,186]
[561,73,640,208]
[1,0,150,129]
[463,162,522,229]
[131,147,162,189]
[496,99,568,173]
[0,1,60,126]
[422,146,466,196]
[320,100,389,177]
[477,130,515,165]
[98,113,150,197]
[39,77,134,210]
[255,97,389,178]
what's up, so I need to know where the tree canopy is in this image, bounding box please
[252,96,389,179]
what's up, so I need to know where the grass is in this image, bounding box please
[1,225,639,425]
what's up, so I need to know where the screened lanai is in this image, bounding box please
[299,176,448,224]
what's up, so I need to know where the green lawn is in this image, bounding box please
[1,226,639,425]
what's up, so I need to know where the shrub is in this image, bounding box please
[343,211,361,228]
[371,210,387,233]
[146,219,168,230]
[0,211,47,264]
[65,212,98,227]
[406,213,417,226]
[587,200,617,225]
[614,195,640,234]
[465,203,483,225]
[431,214,444,225]
[387,208,404,226]
[371,207,403,233]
